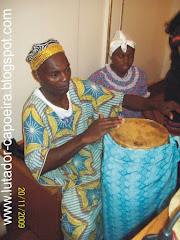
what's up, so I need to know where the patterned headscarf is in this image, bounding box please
[110,30,136,57]
[26,38,64,70]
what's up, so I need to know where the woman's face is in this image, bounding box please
[111,46,135,77]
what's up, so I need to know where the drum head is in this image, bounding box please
[110,118,169,150]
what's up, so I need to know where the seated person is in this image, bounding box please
[23,38,180,239]
[164,11,180,138]
[88,30,157,121]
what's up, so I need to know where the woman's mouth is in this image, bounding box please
[122,65,129,69]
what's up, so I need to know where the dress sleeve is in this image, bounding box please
[139,70,150,98]
[72,78,124,119]
[98,85,124,118]
[22,105,50,182]
[88,70,101,85]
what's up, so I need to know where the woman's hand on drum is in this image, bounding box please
[158,100,180,120]
[123,94,180,120]
[81,114,125,144]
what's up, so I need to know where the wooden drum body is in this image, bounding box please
[102,119,180,240]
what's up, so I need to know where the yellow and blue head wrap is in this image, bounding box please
[26,38,64,70]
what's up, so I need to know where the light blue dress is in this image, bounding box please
[102,134,180,240]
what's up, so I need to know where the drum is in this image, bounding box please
[102,118,180,240]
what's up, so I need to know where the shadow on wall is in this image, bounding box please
[140,58,165,85]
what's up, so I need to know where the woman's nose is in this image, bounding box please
[124,55,128,63]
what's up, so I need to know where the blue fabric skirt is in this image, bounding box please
[102,134,180,240]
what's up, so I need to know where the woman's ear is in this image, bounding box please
[32,70,40,83]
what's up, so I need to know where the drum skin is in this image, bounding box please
[110,118,169,149]
[102,119,180,240]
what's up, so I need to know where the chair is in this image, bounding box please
[0,140,63,240]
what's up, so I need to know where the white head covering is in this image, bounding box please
[110,30,136,57]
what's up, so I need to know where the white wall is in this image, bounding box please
[78,0,109,77]
[110,0,123,39]
[105,0,123,63]
[0,0,109,145]
[0,0,109,202]
[121,0,173,85]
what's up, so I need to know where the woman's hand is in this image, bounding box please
[123,94,180,120]
[158,100,180,120]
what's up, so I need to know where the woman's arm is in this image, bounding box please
[123,94,180,120]
[141,110,158,122]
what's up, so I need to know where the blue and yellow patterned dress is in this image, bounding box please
[23,78,124,240]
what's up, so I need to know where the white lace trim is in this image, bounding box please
[103,64,139,91]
